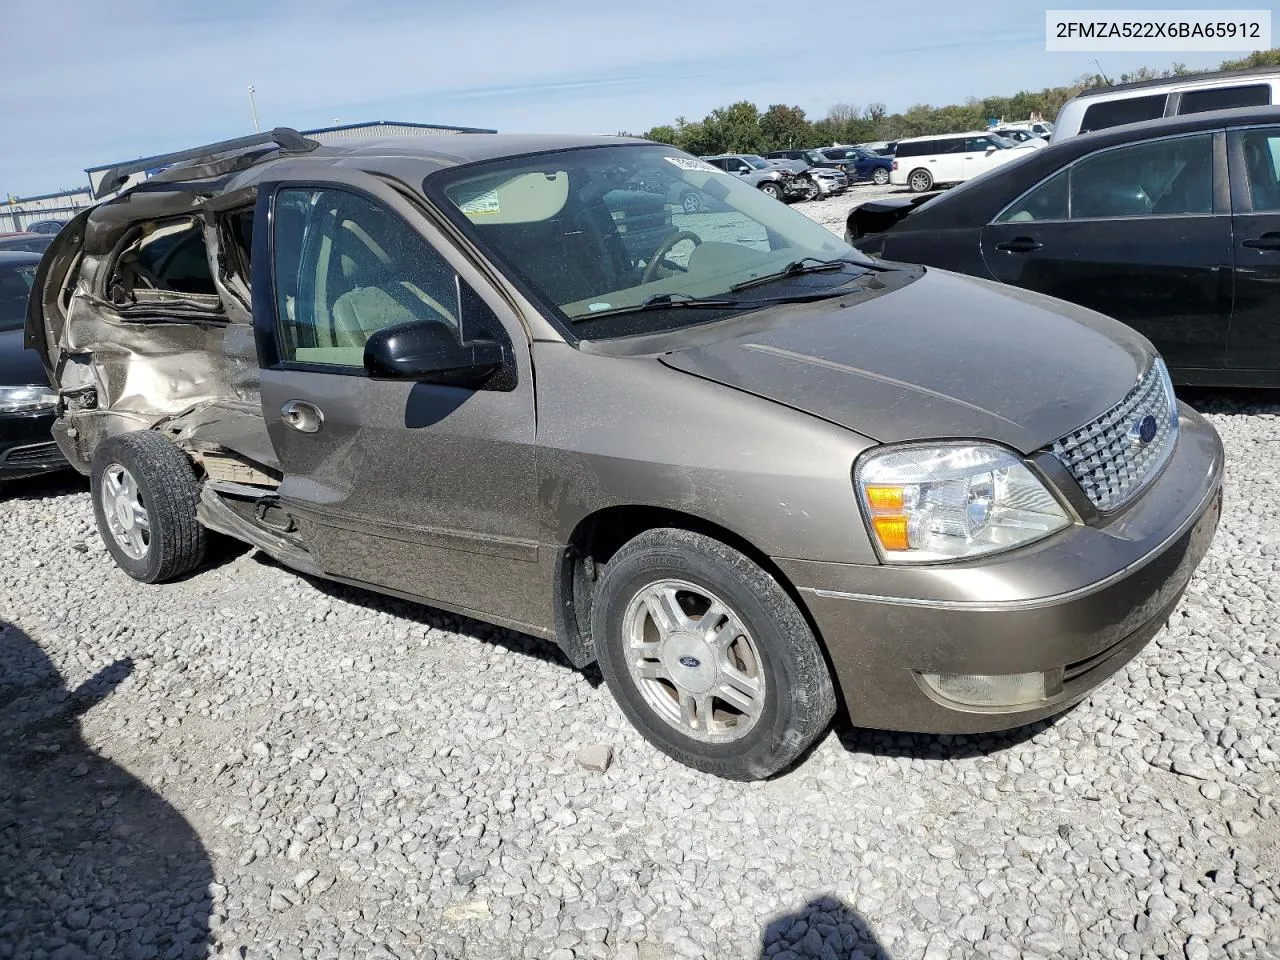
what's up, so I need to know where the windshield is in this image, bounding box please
[0,261,37,332]
[743,156,771,170]
[427,144,874,340]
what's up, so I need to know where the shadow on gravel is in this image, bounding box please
[758,895,891,959]
[0,470,87,501]
[0,621,212,959]
[251,553,604,688]
[1179,386,1280,415]
[833,712,1066,762]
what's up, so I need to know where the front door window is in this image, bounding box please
[272,187,462,368]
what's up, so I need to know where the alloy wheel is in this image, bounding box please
[622,579,766,742]
[100,463,151,560]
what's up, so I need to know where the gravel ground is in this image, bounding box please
[2,193,1279,960]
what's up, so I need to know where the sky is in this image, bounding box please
[0,0,1251,197]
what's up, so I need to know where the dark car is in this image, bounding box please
[847,106,1280,387]
[28,129,1221,780]
[1,251,66,485]
[25,219,68,235]
[0,233,55,255]
[818,147,894,185]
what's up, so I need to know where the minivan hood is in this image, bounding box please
[658,268,1151,453]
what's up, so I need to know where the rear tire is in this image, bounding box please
[592,528,836,780]
[908,168,933,193]
[872,167,890,185]
[91,432,206,583]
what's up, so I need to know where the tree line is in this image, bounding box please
[632,48,1280,155]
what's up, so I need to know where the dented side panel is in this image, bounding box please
[32,186,271,474]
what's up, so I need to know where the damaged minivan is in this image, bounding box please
[28,129,1223,779]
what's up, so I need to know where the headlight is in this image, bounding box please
[0,385,58,414]
[855,443,1071,563]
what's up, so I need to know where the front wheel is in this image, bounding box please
[908,168,933,193]
[759,181,783,201]
[872,167,890,185]
[592,529,836,780]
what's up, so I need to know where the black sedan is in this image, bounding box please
[0,232,55,254]
[847,105,1280,387]
[0,251,66,485]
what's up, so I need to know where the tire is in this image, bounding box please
[90,431,206,583]
[759,181,783,201]
[908,168,933,193]
[679,191,702,214]
[592,528,836,780]
[872,167,890,185]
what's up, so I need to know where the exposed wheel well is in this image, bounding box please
[552,506,833,691]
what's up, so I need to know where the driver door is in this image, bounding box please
[253,169,547,634]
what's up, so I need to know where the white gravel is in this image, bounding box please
[2,194,1278,959]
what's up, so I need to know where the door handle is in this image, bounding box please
[1242,232,1280,250]
[281,399,324,434]
[995,237,1043,254]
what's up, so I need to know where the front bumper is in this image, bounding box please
[777,403,1224,733]
[0,409,68,479]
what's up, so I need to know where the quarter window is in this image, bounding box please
[272,187,466,367]
[1079,94,1168,134]
[1179,83,1270,115]
[1069,134,1214,219]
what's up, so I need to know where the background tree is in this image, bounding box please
[631,50,1277,153]
[758,104,810,151]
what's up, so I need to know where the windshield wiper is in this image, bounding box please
[729,257,863,292]
[571,292,755,321]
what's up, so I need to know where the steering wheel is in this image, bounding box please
[642,230,702,284]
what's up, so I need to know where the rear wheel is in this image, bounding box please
[91,432,206,583]
[872,167,890,185]
[592,528,836,780]
[908,168,933,193]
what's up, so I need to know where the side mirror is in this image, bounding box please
[364,321,504,387]
[986,146,997,155]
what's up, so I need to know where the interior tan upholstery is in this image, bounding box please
[330,286,420,347]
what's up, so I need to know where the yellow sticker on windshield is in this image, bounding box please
[459,189,501,216]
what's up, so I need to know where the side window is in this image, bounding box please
[1179,83,1270,115]
[941,139,967,154]
[1237,128,1280,212]
[965,137,997,152]
[1069,134,1214,219]
[272,187,465,368]
[995,169,1069,223]
[1079,94,1168,134]
[109,217,217,303]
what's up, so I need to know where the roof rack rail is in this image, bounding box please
[90,127,320,199]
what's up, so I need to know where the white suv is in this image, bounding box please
[890,132,1024,193]
[1052,68,1278,141]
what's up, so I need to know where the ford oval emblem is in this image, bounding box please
[1131,414,1158,446]
[678,656,701,669]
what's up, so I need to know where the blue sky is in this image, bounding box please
[0,0,1249,197]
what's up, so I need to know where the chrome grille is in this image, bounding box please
[1047,361,1178,512]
